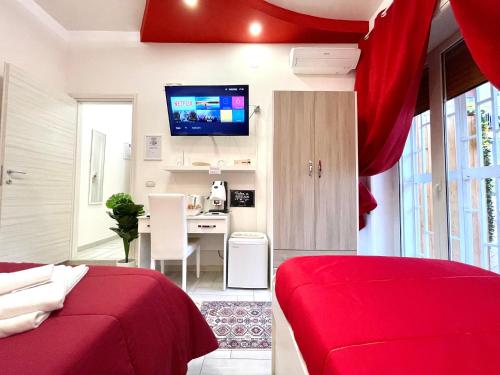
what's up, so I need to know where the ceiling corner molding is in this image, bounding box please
[69,31,141,44]
[16,0,70,41]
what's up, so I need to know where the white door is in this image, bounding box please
[0,64,78,263]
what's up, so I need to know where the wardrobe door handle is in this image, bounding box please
[318,160,322,178]
[308,160,313,177]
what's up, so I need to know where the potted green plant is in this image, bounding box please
[106,193,145,267]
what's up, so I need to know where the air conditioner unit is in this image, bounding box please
[289,47,361,75]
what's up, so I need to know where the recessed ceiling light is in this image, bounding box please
[249,22,262,37]
[183,0,198,8]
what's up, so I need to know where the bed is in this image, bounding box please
[273,256,500,375]
[0,263,218,375]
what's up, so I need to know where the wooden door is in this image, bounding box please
[314,92,358,251]
[0,64,78,263]
[273,91,315,250]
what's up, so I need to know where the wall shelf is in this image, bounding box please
[164,165,256,173]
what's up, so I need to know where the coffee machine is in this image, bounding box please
[207,181,229,214]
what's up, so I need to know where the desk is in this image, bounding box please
[137,213,230,290]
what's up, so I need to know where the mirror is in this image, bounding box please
[88,130,106,204]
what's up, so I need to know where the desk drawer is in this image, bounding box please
[138,218,151,233]
[189,219,226,234]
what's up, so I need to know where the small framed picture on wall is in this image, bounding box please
[144,135,162,161]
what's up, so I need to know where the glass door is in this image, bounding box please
[399,37,500,273]
[400,110,435,258]
[445,82,500,272]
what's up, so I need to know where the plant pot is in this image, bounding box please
[116,259,136,268]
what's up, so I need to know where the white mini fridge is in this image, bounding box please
[227,232,269,289]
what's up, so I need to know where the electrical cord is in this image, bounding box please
[249,105,261,119]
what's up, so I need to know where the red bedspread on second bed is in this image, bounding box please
[275,256,500,375]
[0,263,218,375]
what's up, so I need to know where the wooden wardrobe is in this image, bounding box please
[273,91,358,266]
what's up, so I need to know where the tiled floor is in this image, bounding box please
[188,351,272,375]
[74,238,123,260]
[165,271,272,303]
[164,271,272,375]
[73,243,273,375]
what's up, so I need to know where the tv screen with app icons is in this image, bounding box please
[165,85,249,136]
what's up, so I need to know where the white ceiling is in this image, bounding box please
[266,0,385,21]
[428,2,459,50]
[33,0,385,32]
[33,0,147,31]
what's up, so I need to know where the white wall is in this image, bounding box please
[66,40,355,264]
[0,0,399,259]
[77,102,132,248]
[0,0,456,261]
[358,166,400,256]
[0,0,68,90]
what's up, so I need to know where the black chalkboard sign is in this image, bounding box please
[230,190,255,208]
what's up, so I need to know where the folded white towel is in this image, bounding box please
[0,264,54,295]
[54,264,89,294]
[0,265,89,338]
[0,265,89,321]
[0,311,50,339]
[0,282,65,320]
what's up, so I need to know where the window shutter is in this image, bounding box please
[444,40,487,100]
[414,66,429,116]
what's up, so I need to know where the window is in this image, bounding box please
[400,110,435,258]
[399,37,499,273]
[445,82,500,272]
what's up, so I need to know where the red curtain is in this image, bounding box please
[355,0,437,228]
[449,0,500,90]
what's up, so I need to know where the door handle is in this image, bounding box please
[7,170,27,176]
[5,169,27,185]
[308,160,313,177]
[318,160,322,178]
[198,225,217,228]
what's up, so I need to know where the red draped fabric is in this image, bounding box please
[358,180,378,229]
[354,0,437,228]
[449,0,500,90]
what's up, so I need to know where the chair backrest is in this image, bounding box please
[149,194,187,260]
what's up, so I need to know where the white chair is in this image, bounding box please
[149,194,200,291]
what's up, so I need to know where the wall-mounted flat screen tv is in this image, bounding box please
[165,85,249,136]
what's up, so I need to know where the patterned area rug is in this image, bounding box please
[200,301,272,349]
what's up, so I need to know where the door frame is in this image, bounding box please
[0,65,9,204]
[399,31,463,260]
[428,32,462,260]
[70,94,138,260]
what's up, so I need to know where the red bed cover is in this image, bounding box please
[275,256,500,375]
[0,263,218,375]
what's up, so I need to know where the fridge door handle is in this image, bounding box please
[308,160,313,176]
[318,160,322,178]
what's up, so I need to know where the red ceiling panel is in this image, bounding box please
[140,0,368,43]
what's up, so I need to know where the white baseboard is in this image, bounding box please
[77,235,119,251]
